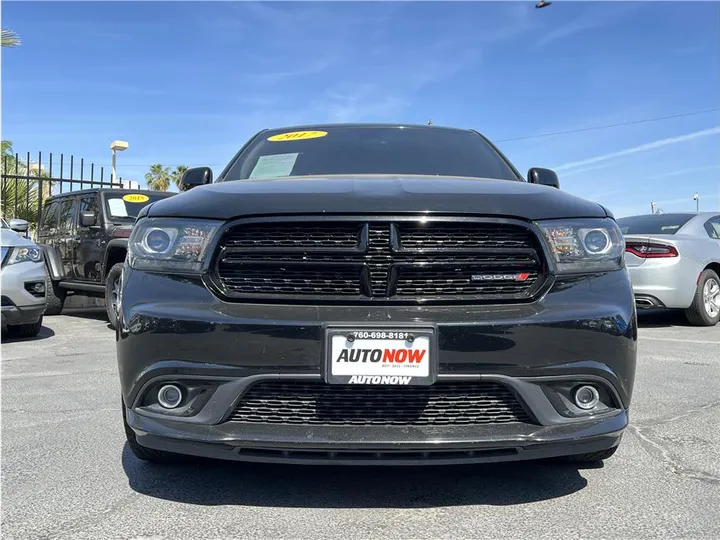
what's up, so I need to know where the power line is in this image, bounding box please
[495,108,719,143]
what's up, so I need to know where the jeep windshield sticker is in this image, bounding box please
[267,130,327,142]
[123,193,149,203]
[249,153,299,179]
[107,198,129,217]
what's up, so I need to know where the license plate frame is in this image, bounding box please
[324,326,437,386]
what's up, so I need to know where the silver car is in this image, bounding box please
[616,212,720,326]
[1,218,48,338]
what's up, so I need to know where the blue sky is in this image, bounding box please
[2,0,719,217]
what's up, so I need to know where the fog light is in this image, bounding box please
[157,384,183,409]
[574,385,600,410]
[33,282,46,293]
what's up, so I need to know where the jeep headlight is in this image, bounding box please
[5,246,44,265]
[536,218,625,274]
[128,218,221,274]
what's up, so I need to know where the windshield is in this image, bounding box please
[616,214,696,235]
[1,218,9,229]
[221,125,521,182]
[103,192,173,221]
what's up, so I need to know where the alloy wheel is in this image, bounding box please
[703,277,720,318]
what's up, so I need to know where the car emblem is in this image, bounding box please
[471,273,531,282]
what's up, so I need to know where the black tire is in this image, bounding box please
[105,263,123,330]
[44,273,66,316]
[122,399,182,464]
[684,269,720,327]
[6,316,43,339]
[563,446,618,463]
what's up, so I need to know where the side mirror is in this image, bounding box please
[528,167,560,189]
[179,167,213,192]
[80,211,97,227]
[9,218,29,232]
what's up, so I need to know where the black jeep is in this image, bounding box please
[36,188,174,327]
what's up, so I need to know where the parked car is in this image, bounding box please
[117,123,637,467]
[35,188,175,328]
[1,217,48,338]
[617,212,720,326]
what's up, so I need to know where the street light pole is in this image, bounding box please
[693,193,699,212]
[109,140,129,185]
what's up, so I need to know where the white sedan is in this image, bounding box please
[617,212,720,326]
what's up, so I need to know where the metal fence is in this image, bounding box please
[1,151,124,231]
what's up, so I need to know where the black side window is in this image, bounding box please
[57,198,77,231]
[41,202,60,230]
[704,217,720,239]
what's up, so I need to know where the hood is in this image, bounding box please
[1,229,36,248]
[147,175,608,221]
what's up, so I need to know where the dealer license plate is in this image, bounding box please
[325,328,436,386]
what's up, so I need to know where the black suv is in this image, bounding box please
[117,123,637,466]
[36,188,174,327]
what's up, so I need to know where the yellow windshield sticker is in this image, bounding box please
[267,130,328,142]
[122,193,150,203]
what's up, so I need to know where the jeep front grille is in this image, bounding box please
[211,218,547,303]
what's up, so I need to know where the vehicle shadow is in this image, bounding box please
[0,324,56,343]
[59,307,110,323]
[122,444,592,508]
[636,309,694,328]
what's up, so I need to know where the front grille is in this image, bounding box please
[223,223,361,250]
[399,224,533,250]
[213,218,546,303]
[226,381,534,427]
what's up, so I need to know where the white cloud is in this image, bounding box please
[642,165,720,181]
[252,59,337,85]
[538,3,640,46]
[554,127,720,171]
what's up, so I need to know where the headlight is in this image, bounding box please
[128,218,221,273]
[536,218,625,274]
[5,246,44,265]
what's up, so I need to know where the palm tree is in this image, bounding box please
[2,29,21,47]
[144,164,171,191]
[1,141,50,226]
[171,165,188,189]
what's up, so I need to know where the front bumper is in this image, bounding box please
[118,268,637,464]
[1,304,46,327]
[1,260,47,327]
[131,403,626,465]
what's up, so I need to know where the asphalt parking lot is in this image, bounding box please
[2,306,719,540]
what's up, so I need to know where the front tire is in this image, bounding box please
[44,274,66,316]
[6,316,43,339]
[685,269,720,327]
[105,263,123,329]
